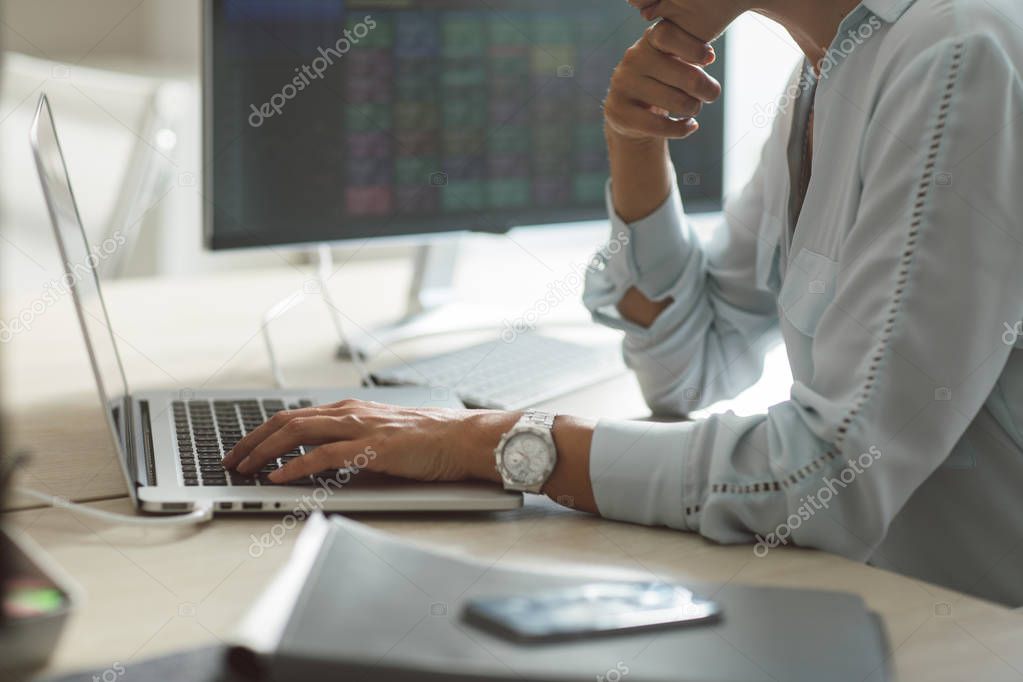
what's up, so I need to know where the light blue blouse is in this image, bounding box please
[583,0,1023,606]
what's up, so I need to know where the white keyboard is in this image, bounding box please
[373,334,626,410]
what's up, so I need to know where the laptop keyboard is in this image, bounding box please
[173,398,316,487]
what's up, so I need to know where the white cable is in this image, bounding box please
[315,244,376,387]
[261,289,307,390]
[17,487,214,526]
[259,247,377,389]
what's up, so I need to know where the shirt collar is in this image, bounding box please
[860,0,917,23]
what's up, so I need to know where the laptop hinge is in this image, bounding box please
[137,400,158,487]
[120,397,156,488]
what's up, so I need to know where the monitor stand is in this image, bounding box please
[334,239,514,360]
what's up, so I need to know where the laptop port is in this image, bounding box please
[242,502,263,510]
[161,503,188,511]
[218,502,233,511]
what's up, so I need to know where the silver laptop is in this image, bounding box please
[30,94,521,515]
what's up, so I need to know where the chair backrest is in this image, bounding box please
[0,53,166,283]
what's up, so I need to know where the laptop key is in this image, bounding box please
[174,395,330,490]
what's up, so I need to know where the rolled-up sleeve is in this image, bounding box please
[584,160,781,417]
[583,176,697,337]
[585,33,1023,560]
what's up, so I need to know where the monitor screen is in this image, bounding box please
[205,0,726,250]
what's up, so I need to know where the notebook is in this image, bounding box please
[230,514,890,682]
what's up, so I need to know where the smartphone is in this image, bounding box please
[463,581,721,642]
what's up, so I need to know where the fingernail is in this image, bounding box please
[704,45,716,63]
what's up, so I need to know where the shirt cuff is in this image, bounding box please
[605,178,691,301]
[583,180,695,338]
[589,418,697,531]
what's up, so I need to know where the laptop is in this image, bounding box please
[29,94,521,515]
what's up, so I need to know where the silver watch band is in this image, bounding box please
[523,410,555,429]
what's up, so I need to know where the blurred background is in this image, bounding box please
[0,0,801,295]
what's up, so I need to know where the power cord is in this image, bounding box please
[261,244,376,390]
[17,487,214,526]
[315,244,376,388]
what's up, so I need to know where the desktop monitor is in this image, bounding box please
[203,0,726,251]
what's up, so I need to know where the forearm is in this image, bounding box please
[544,415,598,513]
[606,127,674,223]
[606,128,676,327]
[464,411,598,514]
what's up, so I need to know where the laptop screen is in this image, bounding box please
[30,96,134,487]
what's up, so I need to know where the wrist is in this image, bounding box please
[461,410,598,513]
[462,410,520,484]
[606,125,673,224]
[543,415,598,513]
[604,124,668,153]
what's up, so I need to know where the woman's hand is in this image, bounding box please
[604,19,721,142]
[221,400,516,484]
[603,9,725,222]
[223,400,600,513]
[606,0,750,142]
[603,0,745,272]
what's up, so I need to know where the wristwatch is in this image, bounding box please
[494,411,557,493]
[494,411,558,493]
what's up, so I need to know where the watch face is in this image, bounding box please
[502,432,551,486]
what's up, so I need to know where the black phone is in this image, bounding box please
[463,582,721,642]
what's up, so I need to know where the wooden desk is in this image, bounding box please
[3,263,1023,681]
[7,497,1023,681]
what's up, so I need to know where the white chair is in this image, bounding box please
[0,52,188,284]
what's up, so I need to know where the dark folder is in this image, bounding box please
[230,514,889,682]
